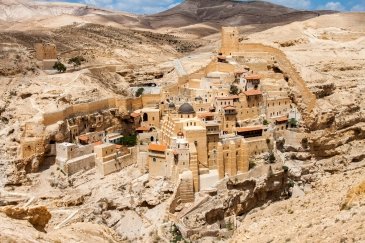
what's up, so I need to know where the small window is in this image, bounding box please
[153,158,156,162]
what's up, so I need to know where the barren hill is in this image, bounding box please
[0,0,336,35]
[0,0,141,28]
[145,0,336,29]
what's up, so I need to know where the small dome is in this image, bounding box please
[177,131,184,137]
[195,96,203,101]
[168,102,176,108]
[178,103,195,114]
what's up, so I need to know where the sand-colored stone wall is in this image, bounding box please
[42,94,161,126]
[148,152,169,178]
[220,27,239,56]
[204,62,235,75]
[34,43,57,61]
[96,145,137,176]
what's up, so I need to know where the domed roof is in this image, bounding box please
[177,131,184,137]
[178,103,195,114]
[168,102,176,108]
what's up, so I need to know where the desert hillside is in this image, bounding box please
[231,13,365,242]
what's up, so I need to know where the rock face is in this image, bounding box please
[231,167,365,242]
[0,205,51,231]
[172,167,291,239]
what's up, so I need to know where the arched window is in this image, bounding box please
[153,158,156,162]
[143,113,148,122]
[150,136,154,142]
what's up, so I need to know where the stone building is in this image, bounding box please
[95,143,136,176]
[55,142,95,175]
[217,136,249,179]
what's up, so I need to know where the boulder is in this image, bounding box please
[0,205,51,231]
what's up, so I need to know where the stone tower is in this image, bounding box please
[220,27,239,56]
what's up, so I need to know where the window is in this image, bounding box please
[153,158,156,162]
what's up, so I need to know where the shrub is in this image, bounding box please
[135,87,145,97]
[282,165,289,172]
[68,56,85,70]
[53,61,67,73]
[263,119,269,125]
[229,84,240,95]
[289,118,297,127]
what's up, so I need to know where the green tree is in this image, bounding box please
[68,56,85,70]
[263,119,269,125]
[135,87,145,97]
[289,118,298,127]
[229,84,240,95]
[53,61,67,73]
[120,134,137,147]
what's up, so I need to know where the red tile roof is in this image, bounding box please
[224,106,236,110]
[93,141,103,146]
[197,112,214,118]
[236,126,263,133]
[148,144,167,152]
[136,126,150,132]
[116,145,122,149]
[276,116,289,122]
[78,135,89,142]
[245,74,261,80]
[244,90,262,96]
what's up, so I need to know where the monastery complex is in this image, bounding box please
[19,27,304,203]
